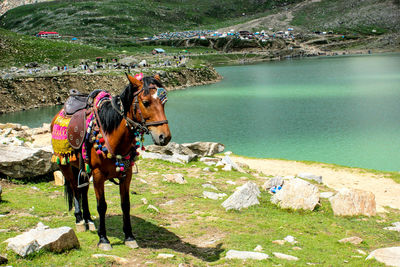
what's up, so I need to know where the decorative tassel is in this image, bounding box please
[67,156,70,163]
[131,161,135,166]
[56,156,61,165]
[116,167,120,172]
[85,163,91,173]
[61,157,67,165]
[51,155,57,163]
[120,167,124,172]
[71,153,77,161]
[141,146,145,151]
[96,150,102,155]
[107,153,112,159]
[124,155,130,160]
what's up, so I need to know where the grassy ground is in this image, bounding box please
[0,158,399,266]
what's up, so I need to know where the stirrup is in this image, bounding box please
[77,169,89,188]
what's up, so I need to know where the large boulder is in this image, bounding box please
[271,178,319,211]
[5,222,80,257]
[222,182,260,211]
[330,188,376,216]
[182,142,225,157]
[0,144,56,178]
[366,247,400,267]
[143,142,197,163]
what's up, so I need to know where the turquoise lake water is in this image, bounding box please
[1,53,400,171]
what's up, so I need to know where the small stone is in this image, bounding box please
[272,240,286,245]
[225,250,269,260]
[226,180,236,185]
[357,249,367,255]
[162,173,186,184]
[141,198,148,204]
[384,222,400,232]
[203,167,210,172]
[53,171,64,186]
[254,245,263,252]
[202,183,218,191]
[203,191,227,200]
[262,176,284,190]
[273,252,299,261]
[160,200,176,206]
[284,235,297,244]
[157,253,175,259]
[297,173,322,183]
[92,254,128,264]
[147,205,159,213]
[139,178,148,184]
[338,236,363,245]
[292,246,302,250]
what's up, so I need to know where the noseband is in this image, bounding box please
[111,87,168,134]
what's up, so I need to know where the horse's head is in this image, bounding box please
[126,73,171,146]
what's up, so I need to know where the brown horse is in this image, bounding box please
[50,74,171,250]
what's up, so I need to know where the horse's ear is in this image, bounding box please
[154,74,161,81]
[126,73,143,88]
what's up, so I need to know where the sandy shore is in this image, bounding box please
[230,155,400,213]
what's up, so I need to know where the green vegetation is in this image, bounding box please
[0,27,117,68]
[0,0,302,47]
[292,0,399,35]
[0,158,398,266]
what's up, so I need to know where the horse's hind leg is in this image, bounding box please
[61,165,85,232]
[80,183,96,231]
[120,172,138,249]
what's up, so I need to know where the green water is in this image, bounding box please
[1,53,399,171]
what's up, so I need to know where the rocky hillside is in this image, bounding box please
[0,66,221,113]
[0,0,50,16]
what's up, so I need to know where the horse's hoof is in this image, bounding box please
[87,221,96,231]
[98,243,112,251]
[125,240,139,249]
[76,221,86,232]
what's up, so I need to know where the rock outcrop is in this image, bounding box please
[5,222,80,257]
[222,182,260,211]
[271,178,319,211]
[329,188,376,216]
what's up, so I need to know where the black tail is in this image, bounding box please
[64,181,73,211]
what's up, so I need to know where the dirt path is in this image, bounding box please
[230,156,400,213]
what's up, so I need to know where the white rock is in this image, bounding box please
[271,178,319,211]
[5,223,79,257]
[162,173,186,184]
[366,247,400,267]
[141,198,148,205]
[284,235,297,244]
[147,205,159,213]
[216,161,224,167]
[338,236,363,245]
[157,253,175,259]
[262,176,284,190]
[203,191,227,200]
[222,182,260,211]
[273,252,299,261]
[202,183,218,190]
[384,222,400,232]
[254,245,263,252]
[225,250,269,260]
[222,164,233,171]
[357,249,367,255]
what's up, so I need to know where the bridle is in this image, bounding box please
[111,87,168,135]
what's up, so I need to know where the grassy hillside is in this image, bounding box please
[0,27,117,67]
[0,158,399,266]
[0,0,301,47]
[292,0,400,35]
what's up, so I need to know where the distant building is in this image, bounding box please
[152,48,165,54]
[36,31,60,38]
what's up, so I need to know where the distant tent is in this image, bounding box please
[71,37,77,41]
[153,48,165,53]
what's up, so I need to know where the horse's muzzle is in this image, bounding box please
[150,131,171,146]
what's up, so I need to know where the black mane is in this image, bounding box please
[98,76,162,133]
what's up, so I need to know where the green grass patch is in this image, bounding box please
[0,157,399,265]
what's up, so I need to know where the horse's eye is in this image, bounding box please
[142,101,150,108]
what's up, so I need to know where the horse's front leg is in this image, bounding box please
[120,172,138,249]
[92,170,111,250]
